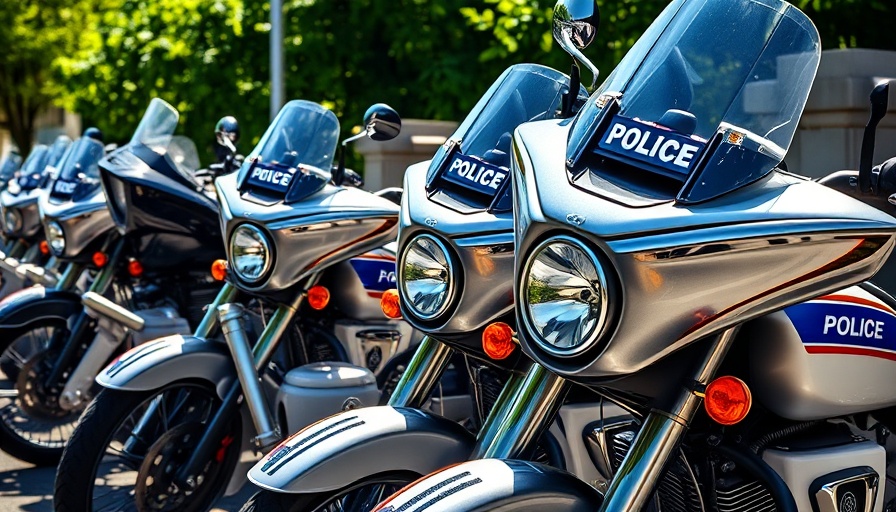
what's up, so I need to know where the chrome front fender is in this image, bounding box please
[374,459,602,512]
[97,334,237,399]
[248,406,475,493]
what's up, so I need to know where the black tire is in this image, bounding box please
[0,318,80,466]
[54,381,242,512]
[239,473,417,512]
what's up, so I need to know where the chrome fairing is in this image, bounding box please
[400,161,515,335]
[215,171,400,293]
[512,119,896,379]
[38,187,113,260]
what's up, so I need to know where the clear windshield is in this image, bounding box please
[11,145,51,194]
[59,138,105,181]
[428,64,584,184]
[0,154,22,184]
[132,98,201,175]
[46,136,73,168]
[568,0,820,203]
[237,100,339,201]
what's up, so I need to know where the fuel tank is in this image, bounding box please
[747,284,896,420]
[215,171,400,294]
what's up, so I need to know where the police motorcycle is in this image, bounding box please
[237,27,613,511]
[0,150,23,252]
[0,136,72,296]
[370,1,896,511]
[54,98,460,512]
[0,102,231,467]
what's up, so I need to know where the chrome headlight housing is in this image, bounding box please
[46,220,65,256]
[4,208,22,235]
[399,234,456,320]
[521,236,610,357]
[229,224,272,284]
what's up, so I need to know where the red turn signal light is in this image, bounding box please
[380,289,402,319]
[92,251,108,268]
[482,322,515,360]
[704,375,752,426]
[307,285,330,310]
[211,259,228,281]
[39,241,50,255]
[127,259,144,277]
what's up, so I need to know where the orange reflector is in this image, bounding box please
[704,375,752,426]
[211,259,227,281]
[39,241,50,255]
[482,322,515,360]
[127,259,144,277]
[380,289,401,319]
[307,285,330,310]
[92,251,108,268]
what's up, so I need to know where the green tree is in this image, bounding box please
[0,0,99,154]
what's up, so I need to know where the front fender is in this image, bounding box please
[0,286,82,329]
[373,459,602,512]
[248,406,475,493]
[97,334,237,399]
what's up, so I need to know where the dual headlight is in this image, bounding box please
[229,224,272,284]
[521,236,611,357]
[400,234,456,320]
[45,221,65,255]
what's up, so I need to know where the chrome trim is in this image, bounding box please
[192,282,239,339]
[229,223,274,284]
[813,468,879,512]
[82,291,145,331]
[598,327,739,512]
[520,234,611,358]
[399,233,457,321]
[387,336,455,408]
[584,418,637,480]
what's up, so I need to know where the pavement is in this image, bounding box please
[0,452,258,511]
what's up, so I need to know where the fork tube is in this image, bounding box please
[192,282,239,339]
[471,363,569,459]
[54,262,84,291]
[86,238,125,295]
[598,327,739,512]
[386,336,455,409]
[251,279,314,368]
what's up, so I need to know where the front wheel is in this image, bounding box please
[54,381,242,512]
[239,474,418,512]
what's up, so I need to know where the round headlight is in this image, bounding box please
[46,221,65,255]
[521,236,610,357]
[400,234,455,320]
[229,224,272,284]
[4,208,21,234]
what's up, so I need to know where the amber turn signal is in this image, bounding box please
[92,251,108,268]
[211,259,228,281]
[703,375,752,426]
[381,289,402,319]
[127,259,144,277]
[482,322,515,360]
[39,241,50,255]
[307,285,330,310]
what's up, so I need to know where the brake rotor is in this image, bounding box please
[135,422,227,512]
[15,351,77,421]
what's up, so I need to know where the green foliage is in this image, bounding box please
[0,0,99,153]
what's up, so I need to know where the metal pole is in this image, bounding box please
[270,0,285,120]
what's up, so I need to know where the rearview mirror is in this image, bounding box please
[362,104,401,142]
[552,0,599,53]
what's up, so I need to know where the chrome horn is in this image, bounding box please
[553,0,600,88]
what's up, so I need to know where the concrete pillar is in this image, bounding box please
[790,49,896,178]
[355,119,458,190]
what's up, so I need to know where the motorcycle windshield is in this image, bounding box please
[567,0,820,203]
[237,100,340,202]
[0,154,22,185]
[9,145,50,195]
[50,138,105,201]
[130,98,201,178]
[427,63,584,202]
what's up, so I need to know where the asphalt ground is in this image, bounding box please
[0,451,259,511]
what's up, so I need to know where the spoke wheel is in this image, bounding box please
[55,382,242,512]
[0,320,79,465]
